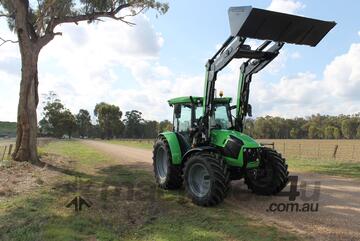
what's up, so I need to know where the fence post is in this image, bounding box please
[283,142,286,156]
[1,146,7,161]
[298,144,301,158]
[8,144,13,159]
[317,144,320,158]
[332,145,338,159]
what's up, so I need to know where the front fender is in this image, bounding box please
[159,132,182,165]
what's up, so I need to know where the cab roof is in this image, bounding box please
[168,96,232,106]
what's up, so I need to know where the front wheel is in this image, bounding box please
[153,136,183,189]
[245,148,289,195]
[184,152,230,206]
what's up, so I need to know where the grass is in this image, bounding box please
[107,139,154,149]
[0,140,300,241]
[108,139,360,179]
[287,158,360,179]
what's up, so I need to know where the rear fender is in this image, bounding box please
[182,146,220,164]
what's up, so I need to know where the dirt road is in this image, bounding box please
[82,140,360,241]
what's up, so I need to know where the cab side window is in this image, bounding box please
[177,105,192,132]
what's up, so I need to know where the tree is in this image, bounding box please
[0,0,168,162]
[39,96,76,138]
[142,120,159,138]
[243,118,255,137]
[60,110,77,138]
[324,126,335,139]
[159,120,173,133]
[308,125,321,139]
[94,102,123,139]
[333,127,341,139]
[88,124,102,138]
[254,116,274,139]
[357,125,360,139]
[290,128,299,139]
[113,121,125,138]
[341,119,358,139]
[40,100,65,137]
[124,110,143,138]
[76,109,92,138]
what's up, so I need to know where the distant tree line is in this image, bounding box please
[38,92,172,139]
[0,121,17,137]
[37,92,360,140]
[244,114,360,139]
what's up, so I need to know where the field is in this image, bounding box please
[258,139,360,162]
[2,138,359,178]
[104,138,360,162]
[0,140,298,241]
[101,138,360,178]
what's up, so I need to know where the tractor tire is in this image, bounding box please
[245,148,289,195]
[153,136,183,189]
[184,152,230,206]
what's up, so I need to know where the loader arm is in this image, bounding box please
[197,6,336,145]
[202,37,282,141]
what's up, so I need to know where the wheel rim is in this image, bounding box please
[188,163,211,198]
[248,162,273,187]
[155,146,168,180]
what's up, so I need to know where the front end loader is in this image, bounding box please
[153,6,335,206]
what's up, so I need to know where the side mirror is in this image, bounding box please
[247,104,252,117]
[174,104,181,118]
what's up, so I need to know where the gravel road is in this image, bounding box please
[82,140,360,241]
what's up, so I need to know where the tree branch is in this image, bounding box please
[36,32,61,50]
[47,3,132,32]
[0,36,18,47]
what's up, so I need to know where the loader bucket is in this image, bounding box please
[228,6,336,46]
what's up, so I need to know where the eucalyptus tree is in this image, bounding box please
[0,0,168,162]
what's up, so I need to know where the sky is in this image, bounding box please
[0,0,360,122]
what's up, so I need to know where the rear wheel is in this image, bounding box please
[184,152,230,206]
[153,136,183,189]
[245,148,289,195]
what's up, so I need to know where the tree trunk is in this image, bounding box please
[13,47,40,163]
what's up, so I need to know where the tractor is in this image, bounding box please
[153,6,335,206]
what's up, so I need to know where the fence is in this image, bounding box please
[258,139,360,162]
[0,144,13,161]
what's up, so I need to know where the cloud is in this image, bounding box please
[324,42,360,99]
[0,13,168,121]
[0,70,20,121]
[247,37,360,117]
[214,31,360,118]
[267,0,305,14]
[1,9,360,124]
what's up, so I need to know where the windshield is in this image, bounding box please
[195,104,233,129]
[211,105,232,129]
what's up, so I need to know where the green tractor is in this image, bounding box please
[153,6,335,206]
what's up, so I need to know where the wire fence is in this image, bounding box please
[1,138,359,163]
[257,139,360,162]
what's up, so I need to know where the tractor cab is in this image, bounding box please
[168,96,233,149]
